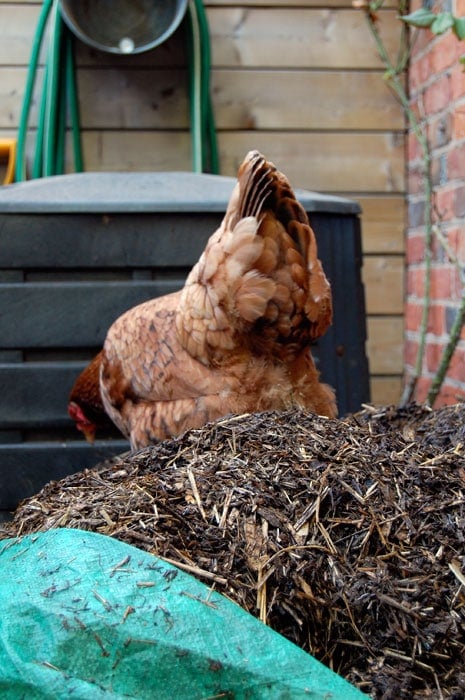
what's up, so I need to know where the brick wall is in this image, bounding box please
[406,0,465,405]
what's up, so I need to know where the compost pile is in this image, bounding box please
[2,403,465,699]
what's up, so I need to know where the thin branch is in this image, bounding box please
[432,224,465,285]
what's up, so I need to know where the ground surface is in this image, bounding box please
[2,403,464,699]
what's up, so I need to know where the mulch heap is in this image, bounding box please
[2,403,465,699]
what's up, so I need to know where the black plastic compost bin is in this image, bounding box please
[0,172,369,514]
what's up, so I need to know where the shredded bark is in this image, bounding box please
[2,403,465,699]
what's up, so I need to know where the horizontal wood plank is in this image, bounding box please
[211,70,402,131]
[357,196,406,254]
[218,133,405,194]
[370,376,403,406]
[0,4,41,65]
[0,67,402,131]
[0,6,401,70]
[208,8,401,69]
[366,317,404,374]
[68,131,404,194]
[362,256,405,315]
[80,130,193,172]
[5,128,405,196]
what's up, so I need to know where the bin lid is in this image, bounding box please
[0,172,360,215]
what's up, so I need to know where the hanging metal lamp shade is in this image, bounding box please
[59,0,188,54]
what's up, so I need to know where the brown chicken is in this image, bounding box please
[69,150,336,449]
[68,351,114,442]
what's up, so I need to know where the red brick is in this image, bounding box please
[427,112,452,148]
[424,73,452,114]
[450,62,465,101]
[404,303,445,338]
[404,339,420,368]
[408,197,426,228]
[414,376,431,403]
[411,27,435,56]
[405,301,423,331]
[406,233,425,263]
[428,304,446,335]
[435,187,455,221]
[430,266,454,299]
[409,55,432,93]
[447,142,465,179]
[426,342,444,372]
[408,167,424,195]
[431,154,448,189]
[453,185,465,217]
[429,266,462,301]
[407,131,423,162]
[406,266,443,301]
[455,0,465,16]
[448,228,465,260]
[409,0,423,12]
[407,267,425,297]
[434,381,465,405]
[432,229,448,263]
[430,36,459,74]
[447,346,465,382]
[452,107,465,139]
[452,267,463,298]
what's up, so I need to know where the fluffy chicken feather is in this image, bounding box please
[69,151,336,449]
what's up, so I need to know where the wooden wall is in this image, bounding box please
[0,0,405,407]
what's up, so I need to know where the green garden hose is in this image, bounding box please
[15,0,54,181]
[186,0,218,174]
[16,0,83,181]
[43,0,64,176]
[66,31,84,173]
[15,0,216,180]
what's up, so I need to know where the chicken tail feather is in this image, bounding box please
[177,150,332,366]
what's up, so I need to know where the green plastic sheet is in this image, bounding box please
[0,529,367,699]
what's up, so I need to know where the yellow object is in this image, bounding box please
[0,139,16,184]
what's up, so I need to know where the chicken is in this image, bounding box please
[69,150,336,449]
[68,351,114,442]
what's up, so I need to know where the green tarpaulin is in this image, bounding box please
[0,528,367,699]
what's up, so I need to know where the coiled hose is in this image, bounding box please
[186,0,219,174]
[15,0,217,181]
[16,0,82,181]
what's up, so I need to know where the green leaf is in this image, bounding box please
[453,16,465,40]
[431,12,455,35]
[400,8,436,28]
